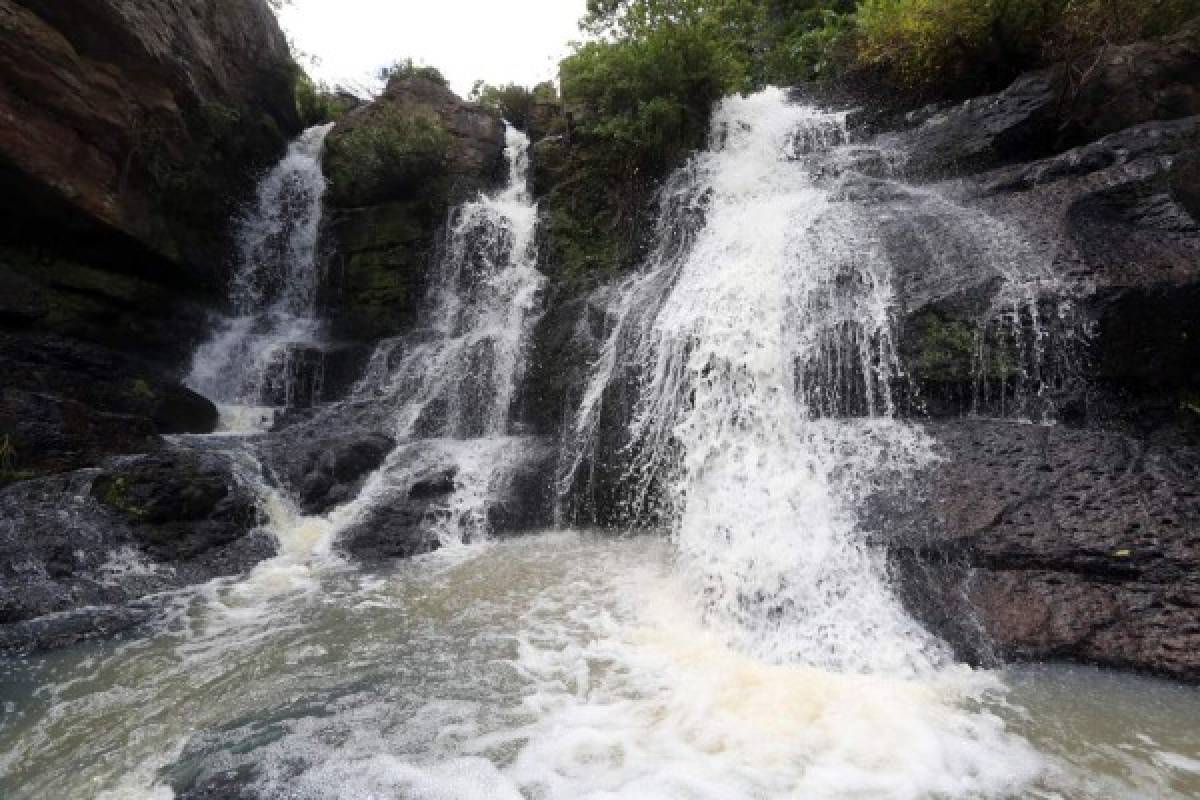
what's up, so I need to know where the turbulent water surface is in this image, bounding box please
[2,94,1199,799]
[1,534,1199,799]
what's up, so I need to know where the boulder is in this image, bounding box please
[337,437,556,561]
[890,421,1200,683]
[91,451,264,561]
[0,450,275,652]
[262,431,395,514]
[336,462,452,561]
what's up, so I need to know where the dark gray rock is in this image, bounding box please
[0,449,275,652]
[263,431,395,514]
[91,452,264,561]
[890,22,1200,181]
[887,420,1200,683]
[0,329,219,480]
[0,388,160,477]
[338,438,557,560]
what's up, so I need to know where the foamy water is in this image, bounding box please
[3,95,1196,800]
[2,533,1198,799]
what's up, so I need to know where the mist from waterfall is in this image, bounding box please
[187,123,334,425]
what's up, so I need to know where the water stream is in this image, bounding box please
[187,123,335,431]
[1,96,1198,799]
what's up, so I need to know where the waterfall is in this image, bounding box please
[187,123,335,427]
[278,124,548,551]
[351,125,544,440]
[565,89,1017,674]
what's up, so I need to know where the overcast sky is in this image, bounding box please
[278,0,588,98]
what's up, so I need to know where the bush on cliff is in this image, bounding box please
[295,72,357,128]
[377,59,449,88]
[857,0,1200,97]
[323,108,450,207]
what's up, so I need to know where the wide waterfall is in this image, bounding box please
[3,99,1199,800]
[566,91,946,673]
[187,123,335,429]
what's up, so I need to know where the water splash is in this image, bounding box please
[352,126,544,440]
[187,124,334,422]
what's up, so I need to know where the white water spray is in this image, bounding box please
[187,124,334,422]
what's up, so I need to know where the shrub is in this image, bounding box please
[469,82,537,129]
[295,72,357,128]
[855,0,1200,97]
[377,58,449,88]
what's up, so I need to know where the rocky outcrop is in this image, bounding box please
[0,0,301,482]
[852,26,1200,681]
[0,449,274,652]
[321,76,505,341]
[0,332,216,479]
[879,21,1200,180]
[0,0,299,267]
[889,421,1200,683]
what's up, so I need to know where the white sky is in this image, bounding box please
[278,0,589,98]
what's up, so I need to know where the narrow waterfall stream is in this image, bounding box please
[187,123,335,432]
[2,97,1199,800]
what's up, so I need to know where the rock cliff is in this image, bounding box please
[0,0,300,484]
[866,25,1200,681]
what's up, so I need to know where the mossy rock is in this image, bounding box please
[324,107,451,208]
[326,201,442,340]
[906,310,978,384]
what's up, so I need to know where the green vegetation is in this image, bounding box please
[578,0,1200,103]
[538,0,1199,283]
[377,58,449,87]
[856,0,1200,97]
[468,81,560,133]
[323,107,450,207]
[295,72,357,128]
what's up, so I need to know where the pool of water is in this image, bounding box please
[1,531,1197,799]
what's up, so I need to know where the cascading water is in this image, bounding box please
[566,91,949,673]
[312,124,548,547]
[187,123,334,429]
[352,125,543,440]
[250,123,547,562]
[4,99,1200,800]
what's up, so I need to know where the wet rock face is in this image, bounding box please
[337,464,453,561]
[0,0,297,484]
[0,332,217,479]
[262,431,396,514]
[336,439,557,561]
[91,452,264,561]
[0,451,274,652]
[0,0,299,266]
[889,421,1200,682]
[868,35,1200,679]
[887,22,1200,180]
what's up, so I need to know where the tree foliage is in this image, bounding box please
[377,58,448,88]
[857,0,1200,95]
